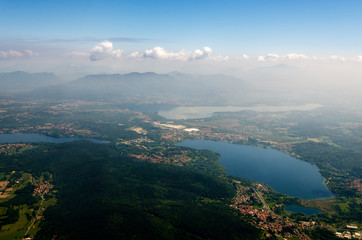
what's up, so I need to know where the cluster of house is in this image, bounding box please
[32,179,54,197]
[336,225,361,239]
[0,143,33,156]
[229,184,310,240]
[129,151,190,166]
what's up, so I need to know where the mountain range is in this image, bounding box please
[1,71,247,105]
[0,71,60,93]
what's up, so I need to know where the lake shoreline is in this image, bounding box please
[177,139,335,200]
[159,104,323,120]
[0,132,109,144]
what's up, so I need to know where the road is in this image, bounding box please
[252,187,272,213]
[23,194,44,238]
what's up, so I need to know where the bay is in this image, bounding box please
[285,205,323,215]
[0,133,109,144]
[159,104,322,120]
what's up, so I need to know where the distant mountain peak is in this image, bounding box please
[0,71,60,92]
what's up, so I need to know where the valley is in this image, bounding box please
[0,97,361,239]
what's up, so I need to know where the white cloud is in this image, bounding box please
[265,53,280,61]
[258,53,309,61]
[88,42,216,62]
[356,56,362,62]
[88,42,354,65]
[128,51,141,58]
[329,55,346,62]
[142,46,213,61]
[0,50,23,58]
[211,55,230,62]
[257,56,265,62]
[286,53,309,60]
[24,50,39,56]
[242,53,249,59]
[90,41,123,61]
[192,46,212,60]
[0,49,39,59]
[143,46,182,60]
[257,53,280,62]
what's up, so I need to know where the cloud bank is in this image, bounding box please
[141,46,212,61]
[89,41,218,62]
[257,53,309,62]
[0,49,39,59]
[86,41,362,65]
[256,53,360,62]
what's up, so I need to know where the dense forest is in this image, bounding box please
[1,141,262,239]
[293,142,362,178]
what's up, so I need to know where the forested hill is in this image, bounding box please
[0,71,60,92]
[1,141,262,240]
[17,72,246,104]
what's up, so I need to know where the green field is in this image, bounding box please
[0,205,30,240]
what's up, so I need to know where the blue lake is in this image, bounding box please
[177,140,334,200]
[285,205,323,215]
[0,133,109,144]
[159,104,322,120]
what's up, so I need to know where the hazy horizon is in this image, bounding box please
[1,0,362,105]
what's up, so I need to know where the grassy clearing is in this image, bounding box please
[335,201,349,212]
[42,197,56,208]
[0,205,31,240]
[27,219,41,237]
[301,199,337,215]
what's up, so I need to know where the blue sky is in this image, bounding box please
[1,0,362,75]
[1,0,362,54]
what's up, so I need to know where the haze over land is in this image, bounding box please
[1,0,362,107]
[0,69,360,108]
